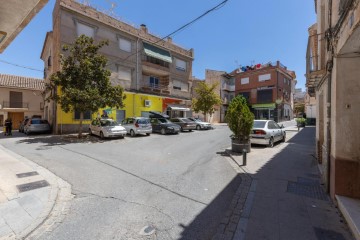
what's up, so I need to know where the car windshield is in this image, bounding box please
[158,118,169,123]
[101,120,119,126]
[137,118,150,124]
[31,119,48,124]
[253,121,266,128]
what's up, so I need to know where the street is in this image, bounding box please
[0,126,241,240]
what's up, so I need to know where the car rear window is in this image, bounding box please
[137,119,150,124]
[101,120,119,126]
[253,121,266,128]
[31,119,49,124]
[182,119,193,123]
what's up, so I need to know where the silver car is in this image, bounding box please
[121,117,152,137]
[188,118,212,130]
[24,118,51,135]
[89,119,127,139]
[250,120,286,147]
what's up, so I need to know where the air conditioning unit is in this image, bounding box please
[144,100,151,107]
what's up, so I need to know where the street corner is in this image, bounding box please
[0,145,73,239]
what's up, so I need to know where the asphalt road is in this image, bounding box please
[0,125,240,240]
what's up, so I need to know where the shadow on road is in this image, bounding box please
[178,127,352,240]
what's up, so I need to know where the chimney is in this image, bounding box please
[140,24,147,33]
[167,37,172,43]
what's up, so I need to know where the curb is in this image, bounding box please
[0,145,73,240]
[212,149,253,240]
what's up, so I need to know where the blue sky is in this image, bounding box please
[0,0,316,90]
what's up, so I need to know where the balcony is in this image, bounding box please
[222,83,235,92]
[2,101,29,109]
[306,34,326,96]
[139,82,170,96]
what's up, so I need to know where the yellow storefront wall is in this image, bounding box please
[56,92,163,124]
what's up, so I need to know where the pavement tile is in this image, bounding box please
[0,200,33,234]
[17,194,45,218]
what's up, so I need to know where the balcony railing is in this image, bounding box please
[3,101,29,108]
[139,82,170,95]
[222,84,235,91]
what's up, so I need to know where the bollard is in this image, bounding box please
[242,149,247,166]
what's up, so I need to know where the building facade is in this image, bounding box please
[0,74,45,129]
[42,0,194,133]
[201,70,235,123]
[234,61,296,122]
[306,0,360,204]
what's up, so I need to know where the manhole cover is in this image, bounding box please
[139,225,156,236]
[16,171,39,178]
[287,181,328,201]
[17,180,49,193]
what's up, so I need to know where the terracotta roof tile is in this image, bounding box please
[0,74,45,91]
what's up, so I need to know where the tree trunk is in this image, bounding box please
[78,111,83,138]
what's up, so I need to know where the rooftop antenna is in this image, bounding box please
[235,60,241,73]
[105,0,117,16]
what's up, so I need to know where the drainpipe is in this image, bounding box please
[325,0,333,194]
[134,37,140,116]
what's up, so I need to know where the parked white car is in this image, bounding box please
[89,118,126,139]
[188,118,212,130]
[121,117,152,137]
[250,120,286,147]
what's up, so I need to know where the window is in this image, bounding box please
[175,58,186,71]
[149,76,159,88]
[257,89,273,103]
[118,66,132,81]
[76,22,95,38]
[259,74,271,82]
[173,80,188,91]
[118,38,131,52]
[284,78,286,84]
[74,110,91,120]
[241,77,249,85]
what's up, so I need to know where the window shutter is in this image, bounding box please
[119,38,131,52]
[77,22,94,38]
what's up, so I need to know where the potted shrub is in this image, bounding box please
[225,95,254,153]
[296,117,306,128]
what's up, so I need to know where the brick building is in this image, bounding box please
[234,61,296,122]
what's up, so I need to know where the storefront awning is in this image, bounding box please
[143,43,172,63]
[167,104,190,111]
[252,103,276,109]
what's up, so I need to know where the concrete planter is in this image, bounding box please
[231,138,251,153]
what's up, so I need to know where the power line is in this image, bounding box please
[109,0,229,66]
[0,59,43,72]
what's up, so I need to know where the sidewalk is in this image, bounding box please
[214,127,354,240]
[0,144,72,239]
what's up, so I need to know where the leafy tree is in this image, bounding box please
[192,82,222,121]
[46,35,125,137]
[225,95,254,142]
[294,103,305,115]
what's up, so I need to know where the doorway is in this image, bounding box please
[8,112,24,130]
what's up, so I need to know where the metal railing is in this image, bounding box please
[2,101,29,108]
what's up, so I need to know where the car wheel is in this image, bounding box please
[189,129,193,132]
[268,137,274,148]
[196,125,201,130]
[130,130,136,137]
[161,128,166,135]
[100,131,104,139]
[88,129,92,136]
[282,132,286,142]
